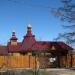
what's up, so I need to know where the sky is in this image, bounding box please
[0,0,73,45]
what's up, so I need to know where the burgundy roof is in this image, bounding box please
[0,26,73,54]
[10,37,17,40]
[57,42,73,50]
[28,41,73,52]
[30,41,50,51]
[7,41,73,53]
[8,42,22,52]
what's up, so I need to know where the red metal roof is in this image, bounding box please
[7,41,73,52]
[57,42,73,50]
[8,42,22,52]
[0,26,73,54]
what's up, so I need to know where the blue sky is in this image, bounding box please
[0,0,71,44]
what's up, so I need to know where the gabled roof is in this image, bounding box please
[0,25,73,54]
[29,41,50,51]
[8,42,22,52]
[7,41,73,53]
[0,41,73,54]
[25,41,73,52]
[57,42,73,50]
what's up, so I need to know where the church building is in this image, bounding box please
[0,23,75,70]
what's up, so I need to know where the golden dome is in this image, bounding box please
[27,23,32,28]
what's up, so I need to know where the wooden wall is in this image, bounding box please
[0,55,38,70]
[0,53,75,70]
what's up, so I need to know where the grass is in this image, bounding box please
[0,70,49,75]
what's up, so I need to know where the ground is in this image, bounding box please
[44,68,75,75]
[0,68,75,75]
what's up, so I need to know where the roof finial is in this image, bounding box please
[27,17,32,29]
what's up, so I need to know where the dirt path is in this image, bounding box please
[44,69,75,75]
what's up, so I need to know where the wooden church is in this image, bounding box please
[0,23,75,70]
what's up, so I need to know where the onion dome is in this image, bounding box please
[10,31,17,40]
[26,23,33,37]
[27,23,32,29]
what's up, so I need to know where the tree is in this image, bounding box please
[51,0,75,47]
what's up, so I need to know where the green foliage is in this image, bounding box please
[0,70,49,75]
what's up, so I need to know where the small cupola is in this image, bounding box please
[10,31,18,45]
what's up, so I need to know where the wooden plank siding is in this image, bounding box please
[0,53,75,70]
